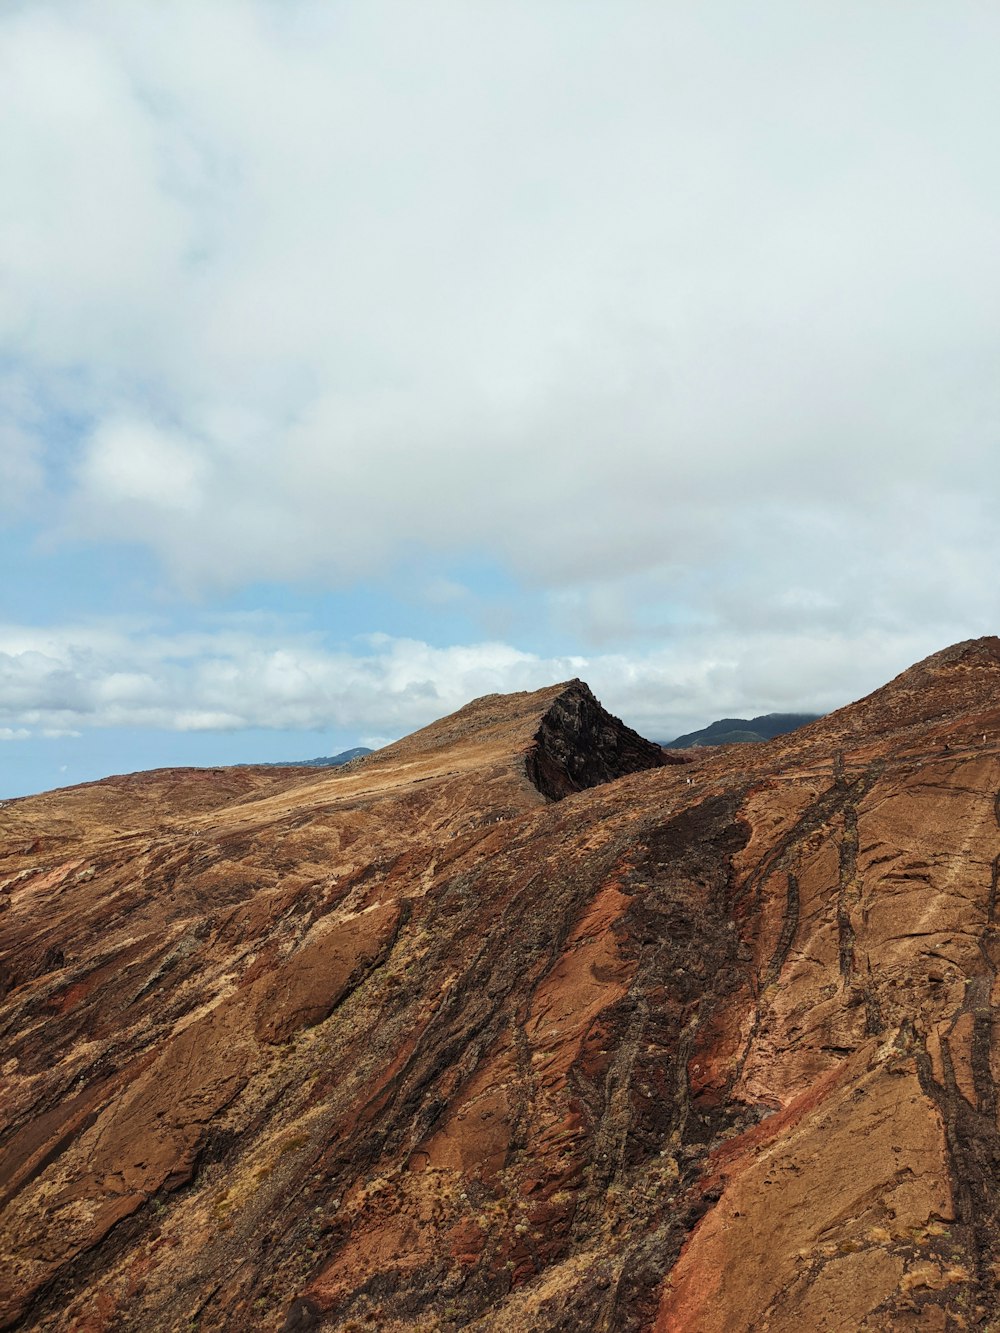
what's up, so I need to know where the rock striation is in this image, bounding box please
[2,647,1000,1330]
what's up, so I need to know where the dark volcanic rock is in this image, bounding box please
[525,680,667,799]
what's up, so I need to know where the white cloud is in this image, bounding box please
[0,0,997,626]
[77,419,207,513]
[0,616,966,746]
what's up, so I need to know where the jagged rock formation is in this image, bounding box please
[2,646,1000,1330]
[523,680,669,799]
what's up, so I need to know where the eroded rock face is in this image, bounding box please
[524,680,668,799]
[2,651,1000,1330]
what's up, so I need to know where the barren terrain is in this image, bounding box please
[3,641,1000,1330]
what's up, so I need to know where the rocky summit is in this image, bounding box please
[3,645,1000,1331]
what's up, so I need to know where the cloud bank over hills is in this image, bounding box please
[0,617,952,751]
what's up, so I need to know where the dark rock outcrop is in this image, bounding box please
[525,680,666,800]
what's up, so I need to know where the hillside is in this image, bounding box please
[667,711,821,749]
[3,642,1000,1330]
[249,748,374,770]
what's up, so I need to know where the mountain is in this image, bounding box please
[667,711,821,748]
[251,747,373,769]
[3,641,1000,1330]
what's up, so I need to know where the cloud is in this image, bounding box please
[0,618,575,737]
[1,0,998,632]
[0,615,965,747]
[78,419,208,512]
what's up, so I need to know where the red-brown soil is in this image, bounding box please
[2,644,1000,1331]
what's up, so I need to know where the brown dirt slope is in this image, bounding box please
[1,647,1000,1331]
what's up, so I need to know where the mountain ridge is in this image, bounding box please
[245,747,374,770]
[666,710,821,749]
[3,640,1000,1329]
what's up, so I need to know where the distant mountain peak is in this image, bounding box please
[251,746,373,769]
[667,711,821,749]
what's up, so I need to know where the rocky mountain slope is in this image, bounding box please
[2,644,1000,1331]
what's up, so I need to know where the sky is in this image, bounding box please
[3,1,1000,800]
